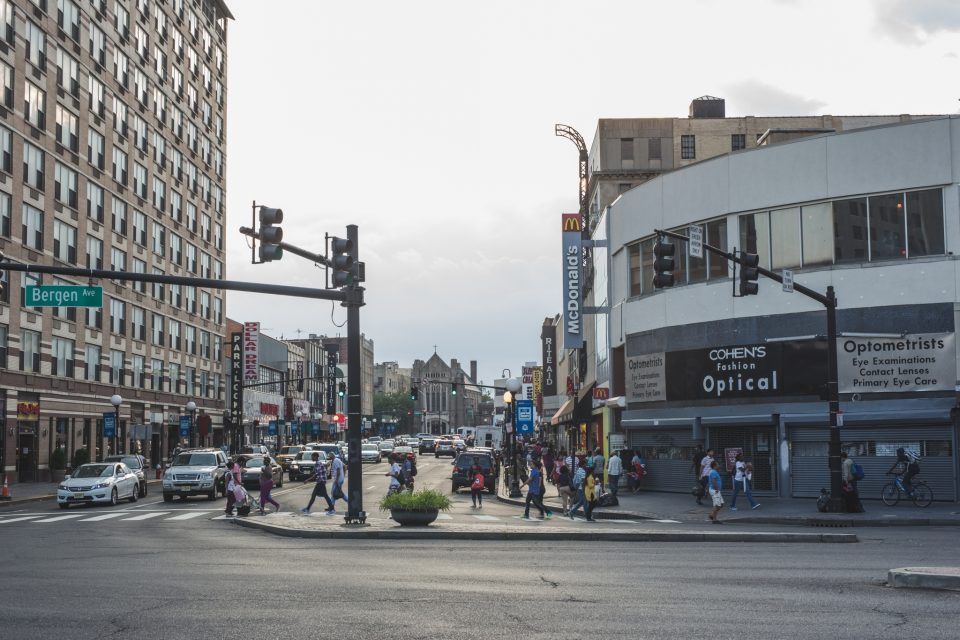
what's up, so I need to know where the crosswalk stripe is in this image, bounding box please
[165,511,213,521]
[472,515,500,521]
[435,513,453,520]
[653,519,681,523]
[78,513,128,522]
[0,516,44,524]
[121,512,170,521]
[33,514,86,523]
[604,519,637,523]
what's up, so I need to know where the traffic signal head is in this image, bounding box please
[330,236,355,287]
[739,252,760,296]
[451,382,458,396]
[409,386,418,401]
[653,240,675,289]
[258,207,283,262]
[338,382,346,397]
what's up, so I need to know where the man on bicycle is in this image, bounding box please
[887,447,919,495]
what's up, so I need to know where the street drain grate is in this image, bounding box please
[810,520,852,528]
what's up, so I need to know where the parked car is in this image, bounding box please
[451,450,498,493]
[58,462,139,508]
[274,445,305,471]
[162,448,229,502]
[419,437,437,454]
[378,439,396,458]
[435,439,457,458]
[361,443,382,463]
[289,450,327,481]
[238,455,284,489]
[103,454,148,497]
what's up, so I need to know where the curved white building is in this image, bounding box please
[604,116,960,501]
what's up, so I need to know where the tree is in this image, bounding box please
[373,391,414,433]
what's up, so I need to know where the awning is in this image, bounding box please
[550,399,574,426]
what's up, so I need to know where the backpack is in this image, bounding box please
[471,473,484,490]
[408,459,418,477]
[851,462,865,481]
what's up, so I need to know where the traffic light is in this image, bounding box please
[258,207,283,262]
[739,252,760,296]
[329,236,355,287]
[653,239,675,288]
[338,382,346,397]
[409,386,418,401]
[451,381,458,396]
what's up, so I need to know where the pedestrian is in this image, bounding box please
[224,460,241,516]
[691,445,705,502]
[707,460,724,524]
[698,448,715,505]
[543,447,554,484]
[607,450,622,496]
[592,448,605,484]
[258,456,280,515]
[521,459,552,520]
[629,451,646,493]
[567,462,587,520]
[329,452,348,514]
[300,452,334,516]
[470,464,485,508]
[729,454,759,511]
[840,451,864,513]
[583,464,598,522]
[557,464,573,515]
[386,453,403,493]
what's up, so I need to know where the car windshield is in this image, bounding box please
[105,456,142,469]
[243,458,267,468]
[457,457,491,471]
[279,447,300,455]
[173,453,217,466]
[297,452,317,461]
[381,441,394,447]
[75,464,113,478]
[362,444,378,451]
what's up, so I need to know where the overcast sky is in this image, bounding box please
[224,0,960,386]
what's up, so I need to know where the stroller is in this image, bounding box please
[232,483,259,517]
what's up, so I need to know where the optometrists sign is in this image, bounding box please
[839,333,955,393]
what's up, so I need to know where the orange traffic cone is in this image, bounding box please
[1,474,10,500]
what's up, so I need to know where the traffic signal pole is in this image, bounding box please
[654,228,844,513]
[344,224,365,523]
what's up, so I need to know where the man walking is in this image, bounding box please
[567,462,587,520]
[707,460,724,524]
[300,452,335,516]
[607,450,623,496]
[592,448,605,484]
[329,452,349,514]
[698,448,715,506]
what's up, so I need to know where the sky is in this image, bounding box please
[223,0,960,387]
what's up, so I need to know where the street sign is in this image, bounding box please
[103,412,116,438]
[782,269,794,293]
[26,285,102,307]
[179,416,190,438]
[688,225,703,259]
[516,399,534,434]
[268,420,277,436]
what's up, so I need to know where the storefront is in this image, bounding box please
[16,397,40,482]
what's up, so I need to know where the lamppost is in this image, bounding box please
[110,394,122,456]
[222,410,231,453]
[505,376,523,498]
[186,401,197,448]
[296,410,306,445]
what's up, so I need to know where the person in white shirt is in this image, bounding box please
[606,451,623,496]
[386,454,403,493]
[698,449,715,505]
[729,453,759,511]
[329,452,349,513]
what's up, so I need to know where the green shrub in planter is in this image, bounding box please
[378,489,452,512]
[72,448,90,469]
[50,447,68,470]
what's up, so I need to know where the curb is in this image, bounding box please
[725,516,960,528]
[0,479,163,509]
[231,516,858,543]
[888,567,960,591]
[495,492,658,521]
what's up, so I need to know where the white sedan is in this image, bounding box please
[57,462,140,508]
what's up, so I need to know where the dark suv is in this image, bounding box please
[419,437,437,455]
[451,450,497,493]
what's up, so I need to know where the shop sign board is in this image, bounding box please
[230,332,243,428]
[561,213,583,349]
[625,353,666,403]
[243,322,260,382]
[838,333,955,393]
[516,400,534,434]
[103,412,116,438]
[541,324,557,396]
[724,448,743,474]
[16,401,40,421]
[179,416,190,438]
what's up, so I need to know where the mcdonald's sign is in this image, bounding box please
[561,213,583,349]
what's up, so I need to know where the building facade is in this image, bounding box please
[602,117,960,501]
[411,354,481,434]
[374,360,410,396]
[0,0,232,482]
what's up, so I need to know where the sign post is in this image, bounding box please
[179,416,190,439]
[103,412,116,439]
[688,225,703,259]
[516,399,534,435]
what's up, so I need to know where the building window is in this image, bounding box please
[86,299,102,330]
[133,116,147,152]
[23,142,44,190]
[184,285,196,313]
[85,235,102,269]
[54,163,78,208]
[132,258,146,293]
[57,0,81,41]
[169,283,181,308]
[0,1,12,47]
[731,133,746,151]
[833,197,868,264]
[906,189,945,257]
[151,268,164,300]
[88,129,105,170]
[169,362,180,393]
[21,329,40,372]
[200,330,210,359]
[0,62,10,109]
[185,325,196,355]
[53,220,77,264]
[0,126,11,172]
[131,306,145,341]
[85,345,100,381]
[112,147,128,185]
[114,50,129,88]
[24,81,46,130]
[200,291,210,319]
[110,349,125,385]
[185,367,195,396]
[186,244,197,273]
[153,176,166,212]
[152,313,164,346]
[21,271,40,309]
[213,297,222,324]
[110,298,126,336]
[111,198,127,235]
[801,202,833,267]
[770,207,801,270]
[21,203,43,250]
[51,337,75,378]
[56,47,79,96]
[131,355,144,388]
[170,234,182,265]
[152,222,166,256]
[133,162,147,198]
[112,96,128,135]
[25,21,46,71]
[168,319,181,351]
[87,182,104,222]
[56,106,79,152]
[0,189,10,238]
[869,193,905,261]
[89,23,106,65]
[0,323,6,367]
[133,210,147,246]
[620,138,634,169]
[151,359,163,390]
[739,212,771,268]
[171,191,182,223]
[88,76,105,117]
[680,135,696,160]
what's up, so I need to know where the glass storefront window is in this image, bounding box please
[833,197,868,263]
[869,193,905,260]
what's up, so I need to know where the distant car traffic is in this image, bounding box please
[394,445,415,461]
[419,437,436,454]
[103,454,148,497]
[378,439,396,457]
[289,450,329,481]
[239,456,284,489]
[452,439,467,453]
[404,437,420,448]
[58,462,139,508]
[274,445,305,471]
[451,450,498,493]
[361,443,382,463]
[240,444,270,456]
[435,440,456,458]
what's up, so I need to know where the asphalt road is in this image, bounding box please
[2,457,957,640]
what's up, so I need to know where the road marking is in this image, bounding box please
[121,512,170,521]
[472,515,500,521]
[78,513,128,522]
[653,519,681,523]
[33,514,86,523]
[604,519,638,523]
[210,515,233,520]
[165,511,213,521]
[0,516,44,524]
[124,498,165,510]
[366,485,375,490]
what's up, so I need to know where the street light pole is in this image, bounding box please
[110,394,122,457]
[505,377,523,498]
[186,401,197,448]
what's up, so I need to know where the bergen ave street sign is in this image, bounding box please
[25,285,103,308]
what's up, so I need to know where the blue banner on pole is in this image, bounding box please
[268,420,277,436]
[103,412,116,438]
[516,400,534,434]
[312,420,320,434]
[179,416,190,438]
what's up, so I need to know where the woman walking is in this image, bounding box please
[469,463,485,508]
[583,464,598,522]
[521,459,552,520]
[258,456,280,515]
[557,464,573,516]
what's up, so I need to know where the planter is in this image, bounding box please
[389,509,439,526]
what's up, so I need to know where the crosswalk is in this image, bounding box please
[0,509,222,526]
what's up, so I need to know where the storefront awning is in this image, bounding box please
[550,399,574,426]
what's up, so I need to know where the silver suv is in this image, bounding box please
[162,449,228,502]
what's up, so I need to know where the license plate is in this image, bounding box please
[73,492,84,498]
[176,483,193,488]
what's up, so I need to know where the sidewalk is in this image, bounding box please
[497,482,960,527]
[0,478,162,507]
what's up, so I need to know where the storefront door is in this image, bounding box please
[710,427,777,492]
[17,433,37,482]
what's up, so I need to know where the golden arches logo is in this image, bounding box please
[562,214,582,232]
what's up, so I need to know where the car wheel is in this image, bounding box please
[163,493,173,503]
[110,487,119,506]
[59,503,70,510]
[207,488,217,500]
[141,482,148,496]
[129,485,138,503]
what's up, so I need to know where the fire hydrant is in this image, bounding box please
[156,463,162,479]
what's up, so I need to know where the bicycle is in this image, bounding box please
[881,472,933,507]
